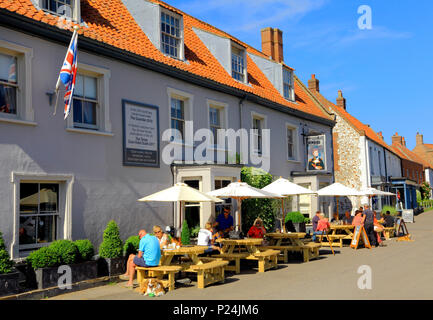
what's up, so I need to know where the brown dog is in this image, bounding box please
[136,278,166,296]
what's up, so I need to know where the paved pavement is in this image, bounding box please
[49,211,433,300]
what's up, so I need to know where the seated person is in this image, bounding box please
[153,225,171,249]
[381,211,395,228]
[330,212,340,223]
[215,207,234,237]
[247,217,266,238]
[312,211,321,232]
[352,210,365,227]
[123,229,161,287]
[212,229,224,247]
[342,211,353,225]
[197,222,221,253]
[312,213,330,241]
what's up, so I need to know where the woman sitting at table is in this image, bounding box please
[247,217,267,238]
[153,225,171,249]
[197,222,221,253]
[312,213,330,241]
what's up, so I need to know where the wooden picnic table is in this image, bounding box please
[137,246,227,289]
[215,238,279,272]
[263,232,321,263]
[318,224,355,248]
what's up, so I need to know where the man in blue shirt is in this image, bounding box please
[215,207,234,237]
[124,229,161,287]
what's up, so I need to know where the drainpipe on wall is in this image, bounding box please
[238,95,246,129]
[170,164,175,230]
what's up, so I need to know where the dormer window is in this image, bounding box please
[40,0,80,22]
[231,45,247,82]
[283,68,294,101]
[160,10,183,59]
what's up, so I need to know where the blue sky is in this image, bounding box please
[167,0,433,150]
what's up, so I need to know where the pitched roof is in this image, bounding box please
[392,141,431,169]
[0,0,332,122]
[308,86,399,157]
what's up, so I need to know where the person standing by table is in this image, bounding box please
[215,207,234,237]
[352,210,365,227]
[312,211,321,233]
[363,204,378,247]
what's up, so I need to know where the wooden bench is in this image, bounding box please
[136,266,182,292]
[318,234,347,248]
[187,260,229,289]
[383,227,395,240]
[211,252,250,274]
[245,249,280,272]
[261,243,321,263]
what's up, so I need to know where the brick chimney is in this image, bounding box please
[392,132,403,145]
[308,74,319,92]
[336,90,346,110]
[402,137,406,147]
[261,27,284,63]
[416,132,424,146]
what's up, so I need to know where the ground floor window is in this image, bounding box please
[19,183,59,251]
[214,179,232,216]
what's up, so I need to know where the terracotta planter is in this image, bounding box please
[34,261,97,290]
[0,271,20,297]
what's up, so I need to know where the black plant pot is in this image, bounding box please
[34,261,98,290]
[285,221,306,233]
[97,257,125,277]
[0,271,20,297]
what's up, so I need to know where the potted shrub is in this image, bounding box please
[26,239,97,290]
[0,231,19,296]
[284,211,307,233]
[181,220,191,245]
[98,220,124,276]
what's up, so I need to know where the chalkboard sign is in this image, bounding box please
[402,209,414,223]
[350,225,371,250]
[395,218,409,236]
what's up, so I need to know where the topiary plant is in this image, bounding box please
[27,246,59,269]
[123,235,140,257]
[0,231,14,274]
[99,220,123,258]
[49,240,79,265]
[181,220,190,245]
[284,211,307,223]
[381,205,398,216]
[74,239,94,262]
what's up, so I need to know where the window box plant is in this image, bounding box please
[97,220,124,276]
[0,231,20,297]
[26,239,97,290]
[284,211,307,233]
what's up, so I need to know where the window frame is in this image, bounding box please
[39,0,81,22]
[283,68,295,101]
[159,8,184,60]
[72,74,99,130]
[231,43,247,83]
[0,40,34,126]
[286,124,299,162]
[66,63,112,136]
[206,99,228,149]
[251,112,267,156]
[167,87,194,146]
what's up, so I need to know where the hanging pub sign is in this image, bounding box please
[306,135,327,171]
[122,99,160,167]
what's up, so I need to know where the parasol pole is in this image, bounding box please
[237,198,242,232]
[336,195,339,221]
[281,198,286,232]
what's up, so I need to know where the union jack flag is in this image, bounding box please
[57,31,78,120]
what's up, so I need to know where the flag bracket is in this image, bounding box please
[46,91,55,106]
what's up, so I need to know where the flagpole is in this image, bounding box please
[54,26,79,115]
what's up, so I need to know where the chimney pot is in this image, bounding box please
[336,90,346,110]
[392,133,403,146]
[308,74,320,92]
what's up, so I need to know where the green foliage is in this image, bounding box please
[418,199,433,208]
[416,190,422,202]
[284,211,307,223]
[381,205,398,216]
[27,246,59,269]
[181,220,191,245]
[0,231,14,274]
[420,182,432,200]
[99,220,123,259]
[49,240,79,265]
[241,167,276,233]
[74,239,94,262]
[190,225,200,238]
[123,235,140,257]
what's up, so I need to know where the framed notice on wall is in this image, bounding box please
[306,135,327,171]
[122,99,160,167]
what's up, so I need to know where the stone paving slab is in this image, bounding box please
[49,212,433,300]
